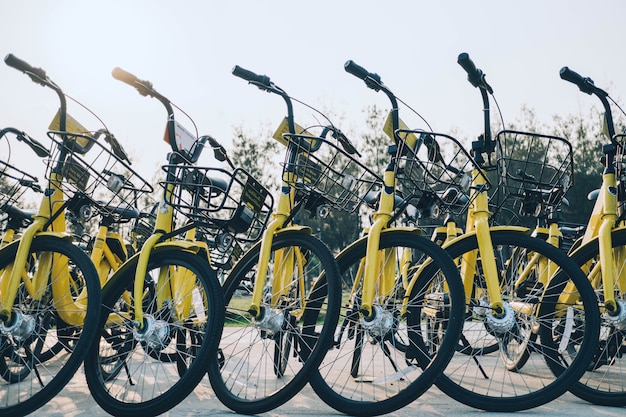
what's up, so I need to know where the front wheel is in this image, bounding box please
[309,230,465,416]
[566,228,626,406]
[207,231,341,415]
[84,247,224,417]
[0,236,101,417]
[434,230,600,412]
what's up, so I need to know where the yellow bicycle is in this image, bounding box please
[423,53,600,412]
[307,60,466,417]
[553,67,626,406]
[206,66,369,415]
[82,67,258,417]
[0,54,105,417]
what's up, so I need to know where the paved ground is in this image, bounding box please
[40,369,625,417]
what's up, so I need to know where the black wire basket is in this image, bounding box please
[281,132,382,214]
[45,130,154,221]
[491,130,573,225]
[0,158,40,211]
[394,129,487,217]
[161,165,273,244]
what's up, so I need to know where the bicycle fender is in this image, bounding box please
[335,228,422,261]
[274,225,312,234]
[103,242,204,293]
[611,224,626,234]
[35,232,74,241]
[441,225,530,248]
[567,225,626,259]
[114,240,202,270]
[153,241,200,253]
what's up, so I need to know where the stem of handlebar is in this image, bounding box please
[112,68,181,154]
[457,53,494,156]
[232,65,296,136]
[344,61,400,143]
[560,66,616,139]
[480,88,493,152]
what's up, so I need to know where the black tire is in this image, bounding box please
[434,230,600,411]
[309,230,465,416]
[566,228,626,406]
[207,231,341,415]
[84,247,224,417]
[0,236,101,417]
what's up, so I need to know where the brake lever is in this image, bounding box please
[333,129,361,157]
[100,129,131,164]
[17,132,49,158]
[208,136,235,169]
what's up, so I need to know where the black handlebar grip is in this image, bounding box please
[232,65,271,87]
[457,52,493,93]
[344,60,370,80]
[457,53,478,78]
[112,67,139,86]
[4,54,47,84]
[559,66,595,95]
[457,52,483,88]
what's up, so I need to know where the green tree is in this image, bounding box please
[360,105,389,174]
[229,124,280,191]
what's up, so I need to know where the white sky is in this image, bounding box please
[2,0,626,181]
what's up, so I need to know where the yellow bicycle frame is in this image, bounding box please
[567,168,626,314]
[0,171,85,325]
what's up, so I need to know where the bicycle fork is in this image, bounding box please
[461,171,508,322]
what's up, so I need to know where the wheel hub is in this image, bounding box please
[133,315,170,350]
[360,305,394,338]
[0,311,36,342]
[485,302,516,335]
[603,299,626,331]
[254,307,284,336]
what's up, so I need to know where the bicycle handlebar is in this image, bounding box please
[112,67,156,97]
[457,53,494,156]
[232,65,272,89]
[559,66,614,141]
[4,53,49,87]
[112,67,186,158]
[344,60,370,80]
[457,52,493,94]
[112,67,218,164]
[344,60,383,91]
[559,66,605,96]
[1,127,49,158]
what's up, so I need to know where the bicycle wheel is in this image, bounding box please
[83,246,224,417]
[566,228,626,406]
[309,230,465,416]
[434,230,600,411]
[0,235,101,417]
[207,230,341,414]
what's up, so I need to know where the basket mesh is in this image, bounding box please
[161,165,273,244]
[395,130,487,216]
[491,130,573,225]
[281,132,381,213]
[1,159,40,211]
[45,130,153,220]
